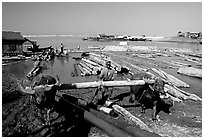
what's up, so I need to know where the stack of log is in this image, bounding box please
[76,53,130,76]
[148,68,201,102]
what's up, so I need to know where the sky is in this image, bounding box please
[2,2,202,36]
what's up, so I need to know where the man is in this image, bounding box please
[60,43,64,55]
[92,60,116,105]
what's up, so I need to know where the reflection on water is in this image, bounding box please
[58,57,69,66]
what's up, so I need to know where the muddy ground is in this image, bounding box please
[2,50,202,137]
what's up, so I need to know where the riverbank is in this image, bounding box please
[155,36,202,44]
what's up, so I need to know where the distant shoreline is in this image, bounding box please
[155,36,202,44]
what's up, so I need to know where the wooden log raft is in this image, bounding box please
[177,67,202,78]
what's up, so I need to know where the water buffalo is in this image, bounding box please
[20,74,59,125]
[129,72,173,121]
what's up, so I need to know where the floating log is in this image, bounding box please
[120,59,147,72]
[80,61,100,75]
[151,68,189,88]
[82,58,99,66]
[170,61,191,67]
[164,84,202,102]
[175,53,201,65]
[177,67,202,78]
[164,84,189,100]
[185,53,202,58]
[27,67,42,78]
[89,54,106,66]
[164,93,182,102]
[77,63,91,76]
[79,62,93,73]
[82,58,104,70]
[160,61,180,68]
[105,101,153,133]
[173,86,202,102]
[184,58,202,65]
[158,68,190,88]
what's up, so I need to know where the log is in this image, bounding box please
[19,80,149,94]
[120,59,147,72]
[77,63,91,76]
[82,58,100,67]
[170,61,191,67]
[161,61,180,68]
[164,84,188,100]
[89,54,106,66]
[165,93,182,102]
[81,61,100,75]
[177,67,202,78]
[184,58,202,65]
[173,86,202,102]
[158,68,190,88]
[79,62,93,73]
[27,67,42,78]
[151,68,190,88]
[105,101,153,133]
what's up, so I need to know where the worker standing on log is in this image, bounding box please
[60,43,64,55]
[92,60,116,105]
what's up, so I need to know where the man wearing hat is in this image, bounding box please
[92,60,116,105]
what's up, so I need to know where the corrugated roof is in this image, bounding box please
[2,31,25,40]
